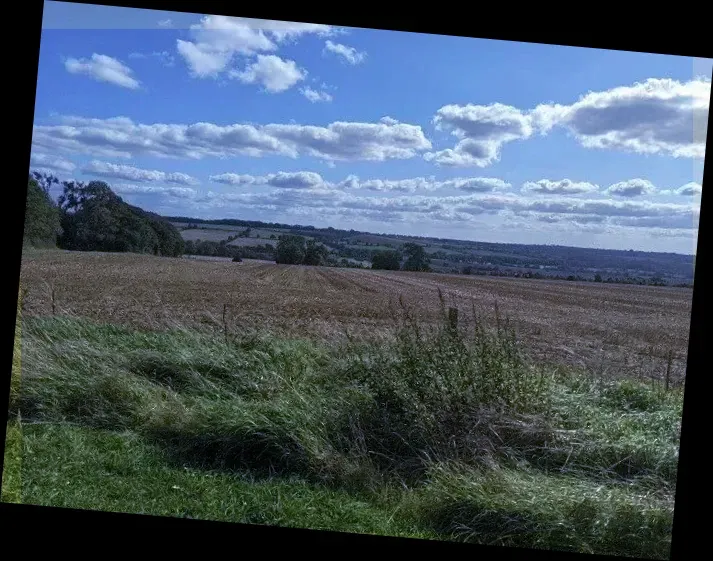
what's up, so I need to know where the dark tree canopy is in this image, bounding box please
[275,235,307,265]
[401,243,431,272]
[371,250,401,271]
[24,173,62,247]
[303,239,329,266]
[56,179,184,257]
[275,235,329,266]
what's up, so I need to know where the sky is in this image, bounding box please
[30,1,711,254]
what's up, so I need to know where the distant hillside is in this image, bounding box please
[162,215,695,287]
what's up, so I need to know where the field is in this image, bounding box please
[18,249,692,384]
[7,248,689,558]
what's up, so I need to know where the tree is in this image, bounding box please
[275,235,306,264]
[371,250,401,270]
[57,180,184,257]
[401,243,431,272]
[24,173,62,247]
[594,273,603,282]
[303,239,329,266]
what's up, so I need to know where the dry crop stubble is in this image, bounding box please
[19,249,693,382]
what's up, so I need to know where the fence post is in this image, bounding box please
[665,350,673,392]
[448,307,459,332]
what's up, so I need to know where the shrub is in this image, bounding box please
[371,250,401,271]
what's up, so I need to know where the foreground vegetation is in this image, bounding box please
[6,296,680,559]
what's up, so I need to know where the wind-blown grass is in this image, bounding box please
[7,301,681,559]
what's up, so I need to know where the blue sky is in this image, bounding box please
[31,1,710,253]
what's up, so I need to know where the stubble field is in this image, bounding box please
[18,248,693,384]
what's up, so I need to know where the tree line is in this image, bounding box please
[24,171,184,257]
[370,243,431,272]
[23,170,432,275]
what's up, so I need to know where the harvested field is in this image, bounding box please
[19,249,693,383]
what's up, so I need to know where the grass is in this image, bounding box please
[2,288,23,503]
[5,300,682,559]
[19,423,432,538]
[19,249,692,382]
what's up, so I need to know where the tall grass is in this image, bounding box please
[8,296,681,558]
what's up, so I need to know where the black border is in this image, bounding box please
[3,2,709,559]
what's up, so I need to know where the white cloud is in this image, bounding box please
[32,115,432,163]
[82,160,199,185]
[231,55,306,93]
[659,182,703,196]
[606,178,657,197]
[300,86,333,103]
[674,182,703,196]
[208,173,259,186]
[210,171,325,190]
[426,77,710,168]
[158,19,173,28]
[112,183,197,198]
[444,177,512,192]
[532,77,710,159]
[129,51,175,67]
[380,116,399,125]
[189,178,699,233]
[64,53,140,89]
[30,153,76,172]
[324,40,366,65]
[425,103,533,167]
[209,172,510,194]
[339,176,441,193]
[522,179,600,195]
[176,15,332,78]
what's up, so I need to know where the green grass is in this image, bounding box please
[2,290,23,503]
[19,423,432,538]
[4,305,681,559]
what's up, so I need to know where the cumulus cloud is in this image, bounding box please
[158,19,173,28]
[210,171,324,189]
[231,55,306,92]
[675,182,703,196]
[210,172,510,194]
[324,40,366,65]
[128,51,175,67]
[197,173,697,232]
[522,179,600,195]
[112,183,197,198]
[606,178,657,197]
[176,15,332,78]
[426,77,710,168]
[441,177,512,192]
[82,160,199,185]
[425,103,534,167]
[338,176,441,193]
[64,54,140,89]
[31,115,432,163]
[30,153,76,172]
[300,86,333,103]
[532,77,710,159]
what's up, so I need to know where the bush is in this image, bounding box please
[275,235,306,264]
[24,173,62,247]
[56,179,184,256]
[371,250,401,270]
[402,243,431,272]
[334,300,551,478]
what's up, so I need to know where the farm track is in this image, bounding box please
[19,249,694,382]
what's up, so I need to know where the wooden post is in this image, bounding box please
[222,303,229,345]
[448,307,459,332]
[665,350,673,392]
[51,286,57,315]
